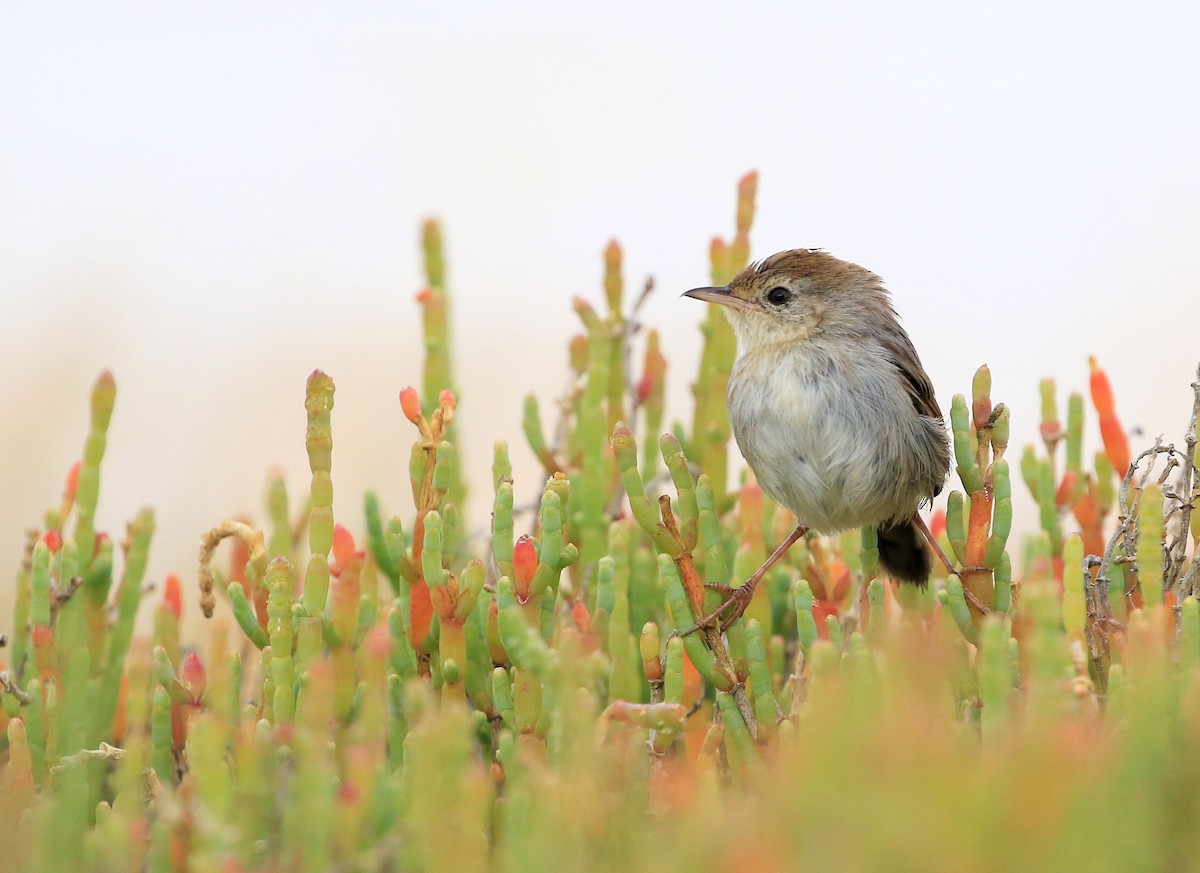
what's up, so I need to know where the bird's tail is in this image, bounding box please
[875,518,933,586]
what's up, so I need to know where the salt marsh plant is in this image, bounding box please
[3,176,1200,872]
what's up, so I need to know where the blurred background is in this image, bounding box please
[3,3,1199,636]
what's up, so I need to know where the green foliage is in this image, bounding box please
[3,179,1200,872]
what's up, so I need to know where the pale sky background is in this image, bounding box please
[3,3,1199,636]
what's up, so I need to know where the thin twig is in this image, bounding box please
[1172,364,1200,597]
[49,576,84,622]
[20,528,38,575]
[1096,441,1174,599]
[50,742,126,774]
[0,671,34,706]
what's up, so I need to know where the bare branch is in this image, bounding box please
[0,671,33,705]
[1173,363,1200,597]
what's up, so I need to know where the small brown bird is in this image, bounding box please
[684,249,952,629]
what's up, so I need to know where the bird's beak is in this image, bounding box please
[682,286,747,309]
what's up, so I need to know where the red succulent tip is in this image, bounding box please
[415,287,432,303]
[571,599,592,634]
[513,534,538,600]
[399,387,422,424]
[636,372,655,403]
[41,530,62,554]
[162,573,183,619]
[180,652,207,703]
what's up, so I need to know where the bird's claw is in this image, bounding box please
[682,582,755,636]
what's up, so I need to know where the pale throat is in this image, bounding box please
[725,311,824,356]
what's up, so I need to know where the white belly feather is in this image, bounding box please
[727,342,942,532]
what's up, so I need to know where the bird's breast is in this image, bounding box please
[726,343,937,531]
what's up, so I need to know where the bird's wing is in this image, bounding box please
[880,328,943,421]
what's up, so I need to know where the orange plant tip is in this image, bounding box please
[163,574,183,619]
[571,599,591,634]
[399,387,422,424]
[409,582,434,649]
[65,460,81,498]
[1055,470,1078,509]
[513,535,538,599]
[438,389,457,411]
[1073,494,1099,529]
[414,287,432,303]
[41,530,62,553]
[332,524,358,567]
[1088,357,1118,412]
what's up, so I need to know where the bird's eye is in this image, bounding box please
[766,286,793,306]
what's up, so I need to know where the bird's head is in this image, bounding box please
[683,249,891,351]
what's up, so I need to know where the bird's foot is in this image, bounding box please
[950,566,993,615]
[682,582,756,636]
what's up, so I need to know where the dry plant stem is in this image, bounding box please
[911,512,991,615]
[0,670,34,705]
[1172,364,1200,597]
[49,576,85,622]
[1097,442,1176,604]
[1082,554,1116,667]
[21,528,37,573]
[659,496,705,615]
[660,496,759,736]
[197,519,267,619]
[50,742,125,774]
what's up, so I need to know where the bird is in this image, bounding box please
[683,248,953,630]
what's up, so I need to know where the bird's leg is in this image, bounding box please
[684,523,808,635]
[909,512,990,615]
